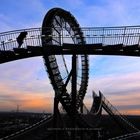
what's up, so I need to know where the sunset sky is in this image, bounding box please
[1,0,140,115]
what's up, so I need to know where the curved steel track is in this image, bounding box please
[41,8,89,111]
[90,91,139,133]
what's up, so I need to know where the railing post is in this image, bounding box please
[137,33,140,46]
[122,27,126,45]
[71,54,77,140]
[102,27,105,45]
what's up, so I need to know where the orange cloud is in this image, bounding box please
[21,95,53,112]
[125,109,140,115]
[1,58,140,115]
[0,80,54,113]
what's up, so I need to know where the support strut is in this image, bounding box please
[71,54,77,140]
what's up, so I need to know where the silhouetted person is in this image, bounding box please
[16,31,27,48]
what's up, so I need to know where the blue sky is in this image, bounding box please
[1,0,140,114]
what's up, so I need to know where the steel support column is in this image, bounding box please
[71,54,77,140]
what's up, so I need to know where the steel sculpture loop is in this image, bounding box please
[41,8,89,109]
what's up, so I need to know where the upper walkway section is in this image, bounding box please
[1,26,140,63]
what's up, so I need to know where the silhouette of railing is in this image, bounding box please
[0,114,53,140]
[90,91,139,132]
[1,26,140,65]
[100,91,139,132]
[1,26,140,51]
[82,26,140,45]
[109,131,140,140]
[0,28,41,51]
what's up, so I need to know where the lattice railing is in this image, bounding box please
[1,26,140,51]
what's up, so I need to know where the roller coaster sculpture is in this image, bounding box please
[0,7,140,140]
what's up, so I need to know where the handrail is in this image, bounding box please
[0,114,53,140]
[100,91,139,132]
[1,26,140,51]
[109,131,140,140]
[90,91,139,132]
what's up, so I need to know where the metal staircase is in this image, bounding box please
[99,91,139,133]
